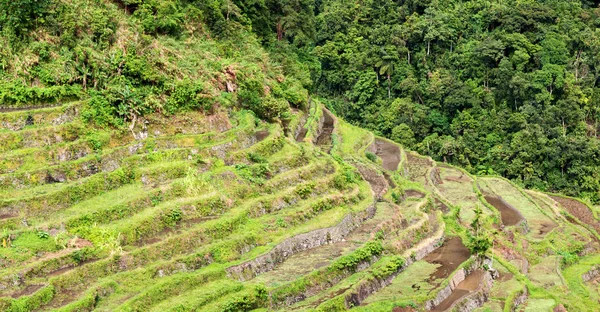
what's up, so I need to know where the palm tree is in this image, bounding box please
[376,54,394,99]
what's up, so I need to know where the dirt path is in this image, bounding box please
[550,196,600,234]
[423,237,470,282]
[484,195,524,226]
[370,138,401,171]
[431,270,485,312]
[315,109,334,152]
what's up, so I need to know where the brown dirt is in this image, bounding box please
[48,259,99,277]
[538,221,558,236]
[296,128,307,142]
[253,130,270,142]
[0,214,16,220]
[434,199,449,213]
[352,163,388,199]
[405,190,425,198]
[10,284,44,298]
[484,195,524,226]
[315,109,334,153]
[392,306,416,312]
[497,272,514,282]
[423,237,471,281]
[431,270,486,312]
[553,304,568,312]
[550,196,600,234]
[371,138,401,171]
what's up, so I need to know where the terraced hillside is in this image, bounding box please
[1,101,600,312]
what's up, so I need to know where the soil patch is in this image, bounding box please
[431,270,485,312]
[484,195,524,226]
[392,307,416,312]
[352,163,388,199]
[497,272,514,282]
[423,237,470,282]
[253,130,270,142]
[370,138,401,171]
[0,213,16,220]
[48,259,99,277]
[11,284,44,298]
[434,199,449,213]
[405,190,425,198]
[296,128,307,142]
[550,196,600,233]
[315,109,334,153]
[538,221,558,236]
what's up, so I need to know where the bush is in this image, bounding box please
[165,79,213,114]
[134,0,184,36]
[366,151,377,163]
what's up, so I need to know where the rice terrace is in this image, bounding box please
[2,0,600,311]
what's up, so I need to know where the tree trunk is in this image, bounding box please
[387,74,391,99]
[277,22,283,41]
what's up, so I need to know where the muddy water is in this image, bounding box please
[423,237,470,282]
[372,138,401,171]
[484,195,524,226]
[431,270,485,312]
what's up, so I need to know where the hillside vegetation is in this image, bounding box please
[1,1,600,312]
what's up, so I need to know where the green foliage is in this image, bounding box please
[0,0,52,36]
[295,182,316,199]
[365,152,377,163]
[466,205,492,255]
[333,165,359,190]
[36,231,49,240]
[162,208,183,227]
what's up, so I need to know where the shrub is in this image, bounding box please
[366,151,377,163]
